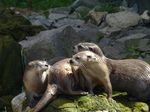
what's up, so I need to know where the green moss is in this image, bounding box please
[24,91,149,112]
[0,95,14,111]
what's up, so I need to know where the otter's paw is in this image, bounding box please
[29,100,39,108]
[108,98,114,103]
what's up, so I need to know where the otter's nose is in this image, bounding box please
[69,59,73,64]
[45,64,49,67]
[73,46,75,49]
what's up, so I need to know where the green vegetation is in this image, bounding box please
[0,0,74,10]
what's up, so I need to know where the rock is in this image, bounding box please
[75,23,101,42]
[48,13,68,21]
[69,12,82,19]
[98,37,111,48]
[54,18,85,28]
[99,26,121,38]
[11,91,149,112]
[88,11,108,26]
[106,11,142,28]
[11,92,27,112]
[116,33,149,51]
[140,10,150,24]
[49,6,72,15]
[103,46,125,59]
[71,0,100,9]
[117,33,148,42]
[98,21,108,29]
[143,55,150,64]
[139,39,150,51]
[31,19,52,29]
[125,0,150,14]
[19,25,82,62]
[0,35,23,96]
[74,6,90,18]
[0,95,14,111]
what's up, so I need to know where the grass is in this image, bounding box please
[0,0,74,10]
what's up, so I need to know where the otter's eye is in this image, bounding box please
[87,55,91,58]
[75,57,80,60]
[89,47,93,51]
[73,46,75,49]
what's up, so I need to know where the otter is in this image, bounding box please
[73,42,150,101]
[32,58,88,112]
[70,51,114,102]
[23,60,50,107]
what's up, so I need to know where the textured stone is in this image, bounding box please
[106,11,142,28]
[19,25,82,62]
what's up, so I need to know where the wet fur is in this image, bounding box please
[33,59,88,112]
[73,42,150,101]
[70,51,114,102]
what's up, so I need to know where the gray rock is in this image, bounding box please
[31,19,52,29]
[48,13,68,21]
[116,33,149,51]
[99,26,121,38]
[143,55,150,64]
[103,46,125,59]
[88,11,108,26]
[106,11,142,28]
[71,0,100,9]
[75,23,101,42]
[126,0,150,14]
[117,33,148,42]
[11,92,28,112]
[75,6,90,18]
[19,25,82,62]
[54,18,85,28]
[139,39,150,51]
[69,12,82,19]
[122,0,128,7]
[49,6,72,15]
[35,15,46,20]
[140,10,150,24]
[98,21,108,29]
[98,37,111,48]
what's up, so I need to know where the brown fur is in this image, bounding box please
[73,42,150,101]
[23,60,50,107]
[70,51,114,102]
[32,58,88,112]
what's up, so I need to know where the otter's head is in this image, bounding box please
[73,42,104,58]
[70,51,99,67]
[27,60,50,74]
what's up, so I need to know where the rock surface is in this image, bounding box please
[106,11,142,28]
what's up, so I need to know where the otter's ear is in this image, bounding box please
[78,44,84,49]
[89,46,94,51]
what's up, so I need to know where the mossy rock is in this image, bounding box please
[0,95,14,111]
[0,35,23,96]
[0,7,45,41]
[23,92,149,112]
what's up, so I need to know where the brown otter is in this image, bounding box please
[32,58,88,112]
[73,42,150,101]
[70,51,114,102]
[23,60,50,107]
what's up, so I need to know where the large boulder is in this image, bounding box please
[11,91,149,112]
[106,11,142,29]
[19,25,83,62]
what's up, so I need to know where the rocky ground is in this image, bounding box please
[1,0,150,111]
